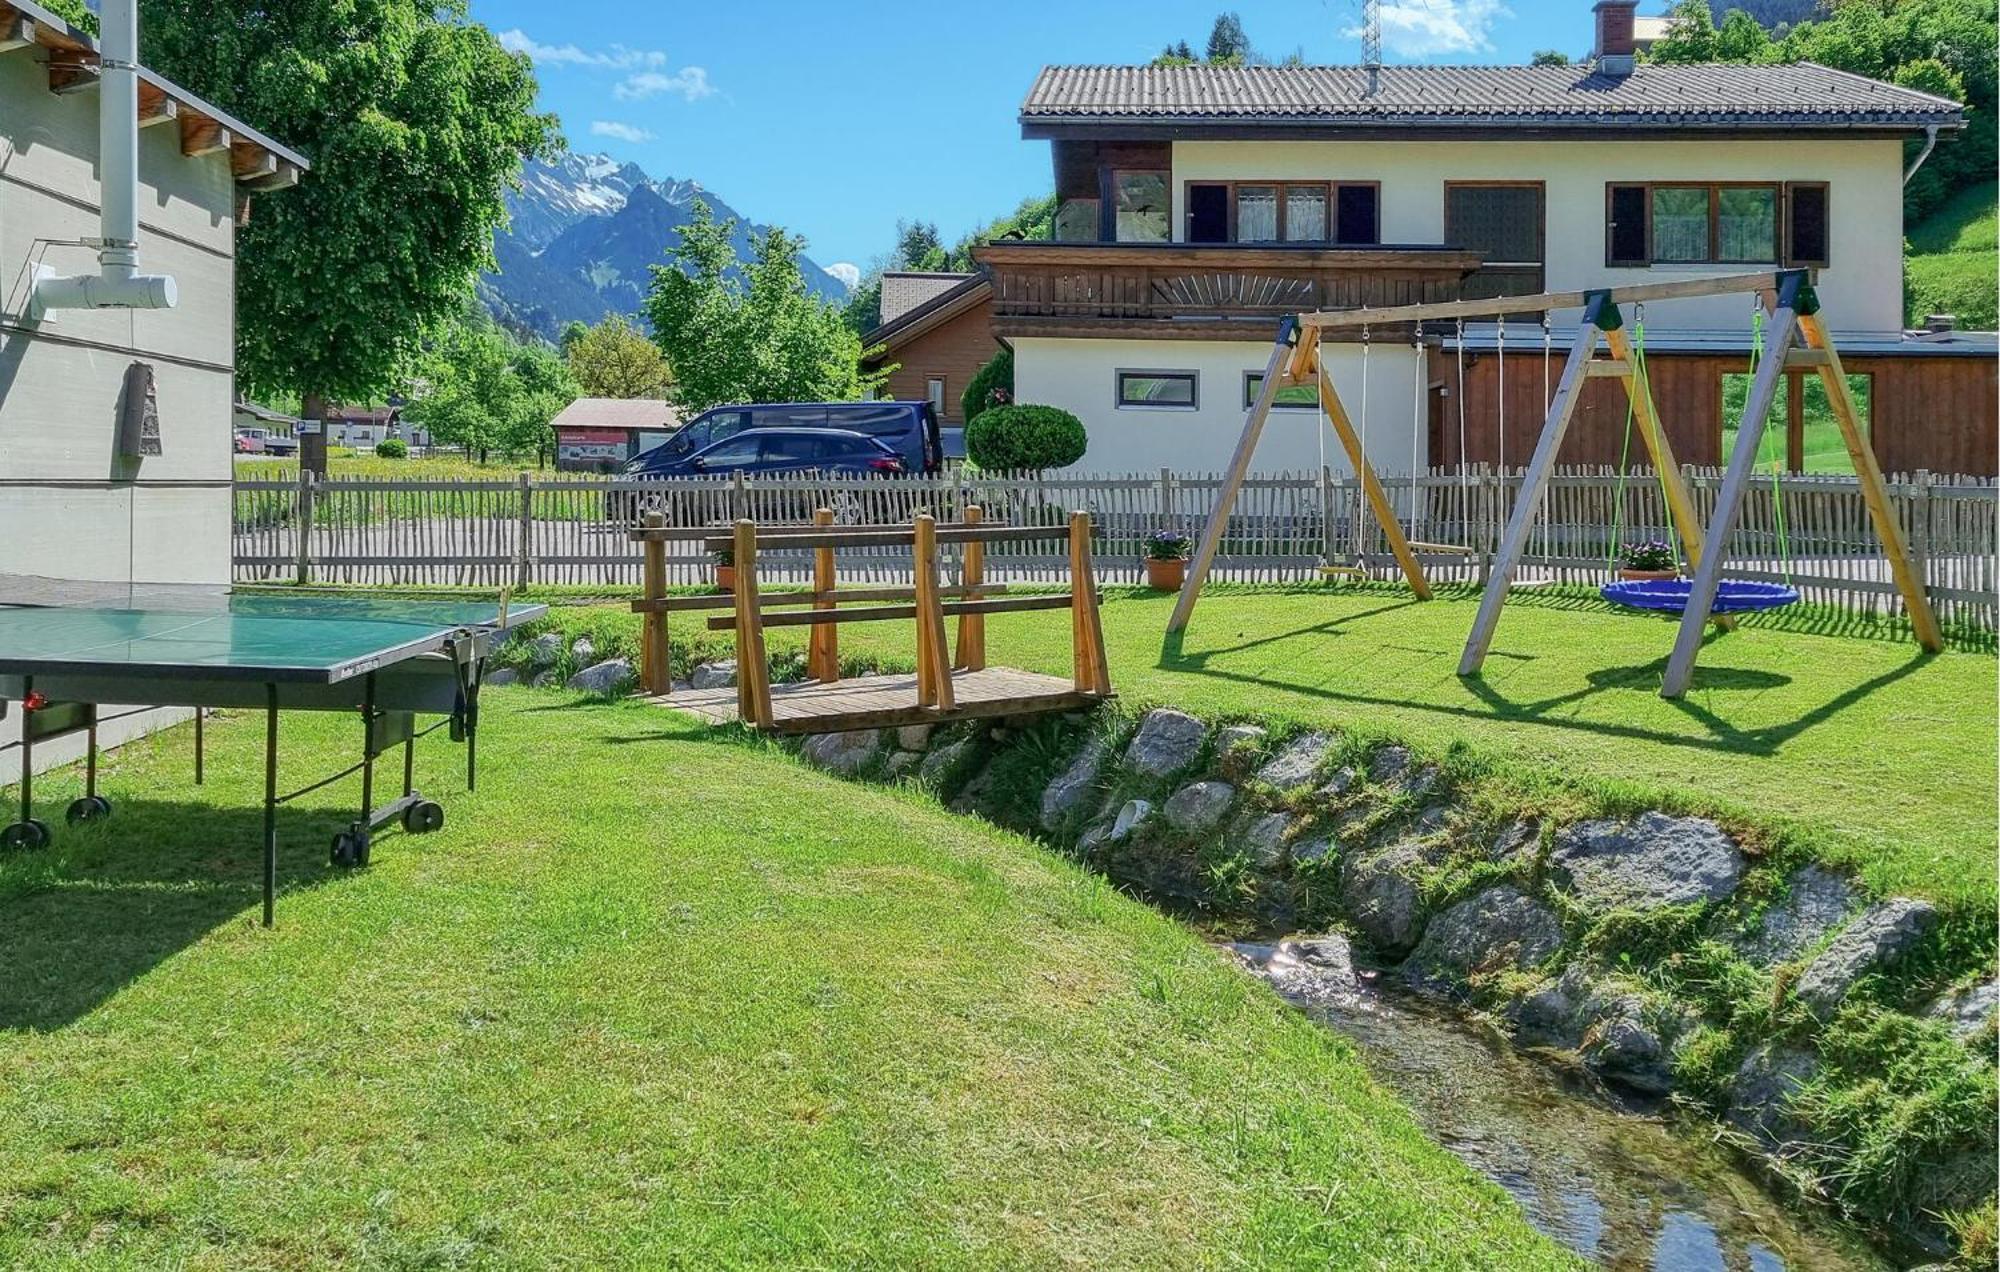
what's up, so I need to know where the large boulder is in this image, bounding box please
[1504,964,1598,1048]
[1726,1043,1818,1148]
[895,724,934,751]
[565,658,634,694]
[1040,737,1111,831]
[1407,885,1565,987]
[1340,839,1435,956]
[1794,898,1938,1019]
[1239,812,1293,870]
[1579,996,1675,1095]
[1740,865,1858,966]
[1214,725,1268,779]
[484,667,522,687]
[1548,813,1744,911]
[569,637,595,663]
[920,738,971,785]
[1121,709,1207,780]
[1369,745,1438,796]
[1928,979,2000,1042]
[1256,732,1336,793]
[802,729,883,777]
[691,660,737,690]
[1162,780,1235,836]
[526,631,564,669]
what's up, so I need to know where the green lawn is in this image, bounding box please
[1906,181,1998,331]
[0,695,1570,1268]
[744,585,1996,908]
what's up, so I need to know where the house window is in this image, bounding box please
[926,376,947,419]
[1184,182,1380,244]
[1445,182,1545,301]
[1054,198,1099,242]
[1606,183,1790,266]
[1111,170,1170,242]
[1244,371,1320,410]
[1786,182,1830,268]
[1117,370,1198,409]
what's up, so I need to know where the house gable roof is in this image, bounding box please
[1020,62,1964,137]
[4,0,308,192]
[862,273,991,354]
[549,397,683,432]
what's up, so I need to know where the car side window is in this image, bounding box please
[827,405,910,436]
[696,436,760,465]
[707,410,751,440]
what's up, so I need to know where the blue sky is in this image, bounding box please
[471,1,1623,280]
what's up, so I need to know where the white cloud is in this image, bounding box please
[824,262,861,290]
[589,120,657,144]
[614,67,716,103]
[499,28,714,103]
[1345,0,1512,58]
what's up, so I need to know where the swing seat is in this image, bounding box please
[1600,578,1800,614]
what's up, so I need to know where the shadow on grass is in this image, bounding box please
[1159,604,1936,758]
[0,800,370,1032]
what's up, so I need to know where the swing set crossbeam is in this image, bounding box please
[1295,270,1793,331]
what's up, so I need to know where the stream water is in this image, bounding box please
[1231,941,1887,1272]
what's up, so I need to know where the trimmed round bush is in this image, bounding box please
[374,438,409,459]
[964,403,1086,472]
[960,346,1014,424]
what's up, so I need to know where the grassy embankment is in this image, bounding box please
[0,697,1572,1268]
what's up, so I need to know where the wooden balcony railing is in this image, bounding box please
[973,241,1481,338]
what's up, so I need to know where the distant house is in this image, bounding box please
[970,0,1994,475]
[862,272,1000,438]
[549,397,684,471]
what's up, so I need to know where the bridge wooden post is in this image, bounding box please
[954,505,987,672]
[1070,511,1110,694]
[808,507,839,682]
[732,520,773,728]
[639,511,670,695]
[912,514,955,711]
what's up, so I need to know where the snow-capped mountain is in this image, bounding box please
[481,152,851,339]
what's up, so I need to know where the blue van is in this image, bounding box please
[627,401,942,476]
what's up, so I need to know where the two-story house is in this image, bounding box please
[975,1,1995,477]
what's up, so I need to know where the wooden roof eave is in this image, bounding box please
[0,0,309,195]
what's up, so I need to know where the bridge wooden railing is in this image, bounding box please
[630,506,1111,730]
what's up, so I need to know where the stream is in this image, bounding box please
[1231,940,1887,1272]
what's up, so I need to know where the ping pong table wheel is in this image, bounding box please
[65,795,111,825]
[1,819,50,851]
[402,800,445,835]
[330,830,371,868]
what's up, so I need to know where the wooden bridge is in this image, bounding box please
[630,508,1114,735]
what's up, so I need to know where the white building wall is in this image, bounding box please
[1014,336,1426,475]
[1172,138,1906,334]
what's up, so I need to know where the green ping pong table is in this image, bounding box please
[0,580,545,925]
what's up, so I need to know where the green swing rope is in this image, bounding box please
[1745,310,1795,583]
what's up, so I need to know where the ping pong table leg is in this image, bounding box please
[263,684,278,928]
[194,709,204,786]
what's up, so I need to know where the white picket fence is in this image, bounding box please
[232,466,2000,630]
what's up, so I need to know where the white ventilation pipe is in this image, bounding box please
[32,0,176,315]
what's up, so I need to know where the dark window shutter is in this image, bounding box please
[1787,184,1829,267]
[1335,185,1379,245]
[1607,185,1649,265]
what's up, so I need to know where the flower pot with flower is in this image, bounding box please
[1143,530,1194,591]
[1617,540,1679,582]
[712,545,736,591]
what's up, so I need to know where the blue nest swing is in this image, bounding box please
[1600,578,1800,614]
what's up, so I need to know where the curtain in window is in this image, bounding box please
[1236,186,1279,241]
[1651,188,1709,262]
[1114,172,1169,243]
[1283,186,1327,241]
[1718,187,1777,262]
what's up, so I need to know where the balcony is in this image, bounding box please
[973,241,1482,340]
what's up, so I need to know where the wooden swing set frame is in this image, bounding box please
[1165,268,1942,699]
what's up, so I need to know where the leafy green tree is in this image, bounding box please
[507,340,577,465]
[1206,12,1251,65]
[406,311,573,465]
[1715,9,1777,60]
[841,278,884,337]
[139,0,559,419]
[1648,0,1721,62]
[558,320,590,356]
[895,220,947,271]
[961,347,1013,424]
[645,200,886,412]
[566,315,674,399]
[1531,49,1571,66]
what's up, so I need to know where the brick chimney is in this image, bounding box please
[1593,0,1639,76]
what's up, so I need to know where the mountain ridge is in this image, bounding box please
[480,151,850,340]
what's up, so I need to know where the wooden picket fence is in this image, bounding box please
[232,466,1999,630]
